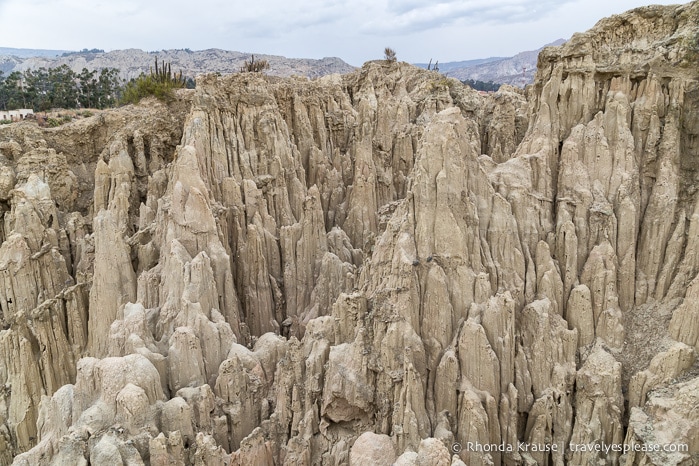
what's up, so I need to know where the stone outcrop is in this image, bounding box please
[1,2,699,465]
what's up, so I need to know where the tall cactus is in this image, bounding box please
[151,58,186,87]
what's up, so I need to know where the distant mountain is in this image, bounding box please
[414,56,505,73]
[1,48,356,80]
[0,56,23,75]
[0,47,71,58]
[421,39,566,87]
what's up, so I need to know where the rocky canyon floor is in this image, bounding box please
[1,2,699,465]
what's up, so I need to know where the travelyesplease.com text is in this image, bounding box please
[451,442,689,455]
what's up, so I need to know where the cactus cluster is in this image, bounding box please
[121,58,188,104]
[152,58,187,87]
[240,55,270,73]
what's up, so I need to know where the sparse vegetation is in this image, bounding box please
[120,58,187,104]
[384,47,397,63]
[46,115,72,127]
[0,119,11,125]
[240,55,270,73]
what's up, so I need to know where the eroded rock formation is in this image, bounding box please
[1,2,699,465]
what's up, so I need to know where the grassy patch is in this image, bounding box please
[46,116,72,127]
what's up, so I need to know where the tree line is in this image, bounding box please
[0,65,123,111]
[0,59,198,112]
[461,79,501,92]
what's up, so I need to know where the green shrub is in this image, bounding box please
[44,115,72,127]
[121,75,170,104]
[0,119,11,125]
[121,58,187,105]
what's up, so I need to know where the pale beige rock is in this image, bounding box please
[481,85,528,163]
[455,385,499,466]
[580,241,620,332]
[535,241,564,316]
[160,396,195,443]
[435,349,459,420]
[90,435,123,465]
[623,377,699,466]
[523,389,572,466]
[569,345,624,465]
[349,432,396,466]
[628,342,695,409]
[193,432,230,466]
[394,451,419,466]
[0,175,72,318]
[87,206,136,357]
[0,163,16,201]
[669,273,699,351]
[413,438,452,466]
[215,342,269,450]
[322,330,374,423]
[149,431,186,466]
[566,285,595,347]
[168,327,207,392]
[481,293,516,394]
[519,299,577,398]
[229,427,274,466]
[393,358,431,453]
[458,320,500,399]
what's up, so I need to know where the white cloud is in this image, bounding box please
[222,0,347,38]
[364,0,577,34]
[0,0,690,65]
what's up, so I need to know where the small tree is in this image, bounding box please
[384,47,397,63]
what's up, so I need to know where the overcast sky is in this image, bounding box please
[0,0,688,65]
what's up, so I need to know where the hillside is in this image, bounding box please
[0,47,70,58]
[414,56,505,72]
[436,39,566,87]
[1,48,356,80]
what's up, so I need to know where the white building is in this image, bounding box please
[0,109,34,122]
